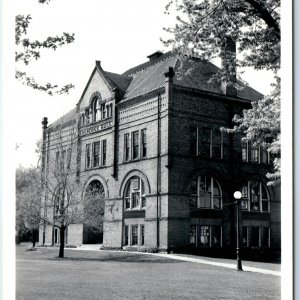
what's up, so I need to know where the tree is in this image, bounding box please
[40,119,106,258]
[15,0,75,95]
[163,0,280,184]
[16,166,41,247]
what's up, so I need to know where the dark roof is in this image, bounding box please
[121,52,263,101]
[104,71,132,93]
[48,107,77,129]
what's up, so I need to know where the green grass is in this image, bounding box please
[16,244,280,300]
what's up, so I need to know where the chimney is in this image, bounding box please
[221,37,237,97]
[42,117,48,129]
[147,51,163,62]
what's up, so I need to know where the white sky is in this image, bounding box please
[11,0,275,168]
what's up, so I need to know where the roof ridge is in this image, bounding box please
[123,51,174,76]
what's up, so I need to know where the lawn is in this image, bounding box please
[16,244,280,300]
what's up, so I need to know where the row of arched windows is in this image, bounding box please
[81,175,270,213]
[80,97,113,126]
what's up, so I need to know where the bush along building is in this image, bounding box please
[39,45,280,259]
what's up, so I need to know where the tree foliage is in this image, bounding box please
[16,166,41,245]
[15,1,75,95]
[163,0,281,184]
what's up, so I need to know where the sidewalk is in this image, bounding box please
[73,244,281,276]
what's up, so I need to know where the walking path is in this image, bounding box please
[74,244,281,277]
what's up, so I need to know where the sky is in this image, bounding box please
[11,0,275,168]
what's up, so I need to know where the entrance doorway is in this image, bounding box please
[83,180,105,244]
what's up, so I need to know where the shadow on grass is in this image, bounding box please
[48,254,180,264]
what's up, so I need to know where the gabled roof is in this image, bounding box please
[48,107,77,130]
[104,71,132,93]
[121,52,263,101]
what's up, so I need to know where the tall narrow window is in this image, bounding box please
[261,146,269,164]
[92,98,99,122]
[251,227,260,247]
[190,225,197,246]
[200,128,211,157]
[241,142,248,161]
[140,225,145,246]
[131,225,138,245]
[101,103,106,119]
[102,140,107,166]
[93,142,100,167]
[242,227,248,247]
[86,144,91,169]
[200,226,210,246]
[141,129,147,158]
[189,126,198,156]
[85,109,90,125]
[212,129,222,158]
[250,144,259,163]
[211,226,221,247]
[132,131,139,160]
[124,133,130,161]
[124,225,129,246]
[261,227,270,248]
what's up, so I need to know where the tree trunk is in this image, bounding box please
[59,227,65,258]
[32,229,36,248]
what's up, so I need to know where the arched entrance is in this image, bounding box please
[83,180,105,244]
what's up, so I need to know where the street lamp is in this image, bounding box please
[234,191,243,271]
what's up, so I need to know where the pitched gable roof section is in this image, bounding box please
[48,107,77,130]
[123,55,178,100]
[121,52,263,102]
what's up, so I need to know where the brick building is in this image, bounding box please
[39,49,280,256]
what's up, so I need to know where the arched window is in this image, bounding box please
[189,176,222,209]
[83,179,106,244]
[241,180,270,212]
[124,177,146,210]
[91,97,100,122]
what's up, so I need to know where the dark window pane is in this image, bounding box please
[190,196,197,208]
[200,128,211,157]
[124,226,129,246]
[124,134,130,161]
[250,181,260,211]
[261,227,270,248]
[251,227,260,247]
[211,226,221,247]
[142,129,147,158]
[102,140,107,165]
[93,142,100,167]
[141,225,145,245]
[189,126,198,156]
[125,198,130,209]
[132,131,139,159]
[212,130,222,158]
[241,143,248,161]
[86,144,91,168]
[131,225,138,245]
[213,197,221,209]
[242,227,248,247]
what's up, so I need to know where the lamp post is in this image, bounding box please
[234,191,243,271]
